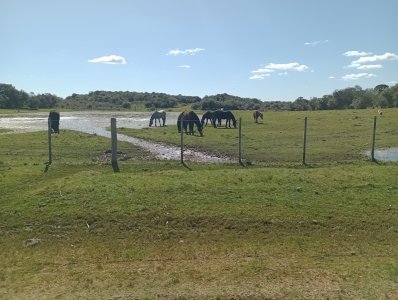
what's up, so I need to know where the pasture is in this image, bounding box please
[119,108,398,165]
[0,109,397,299]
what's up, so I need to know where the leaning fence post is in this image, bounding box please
[47,117,52,165]
[302,117,308,165]
[371,116,377,162]
[111,118,120,172]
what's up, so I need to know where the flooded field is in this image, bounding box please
[0,111,231,163]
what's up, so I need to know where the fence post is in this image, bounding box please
[238,117,245,166]
[111,118,120,172]
[180,117,184,165]
[47,117,52,165]
[371,116,377,162]
[302,117,308,165]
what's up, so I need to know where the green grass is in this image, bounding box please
[119,108,398,165]
[1,119,398,299]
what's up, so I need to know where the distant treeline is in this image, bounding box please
[1,83,397,111]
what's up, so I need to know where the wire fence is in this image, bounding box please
[1,113,397,172]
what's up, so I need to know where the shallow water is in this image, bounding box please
[0,111,231,163]
[367,148,398,162]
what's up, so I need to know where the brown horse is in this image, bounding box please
[253,110,263,123]
[177,111,203,136]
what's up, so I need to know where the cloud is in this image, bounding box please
[88,55,127,64]
[343,50,372,57]
[356,64,383,70]
[250,62,308,80]
[351,52,398,65]
[342,73,376,81]
[346,52,398,70]
[304,40,329,46]
[178,65,191,69]
[252,62,308,74]
[329,76,335,79]
[249,74,270,80]
[166,48,205,56]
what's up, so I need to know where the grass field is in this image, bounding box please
[0,110,398,299]
[119,108,398,165]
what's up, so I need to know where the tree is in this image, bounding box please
[374,84,389,93]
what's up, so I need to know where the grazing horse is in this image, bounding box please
[49,111,60,134]
[177,111,203,136]
[201,111,214,126]
[253,110,263,123]
[149,110,166,127]
[212,110,237,128]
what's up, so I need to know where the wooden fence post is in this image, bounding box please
[238,118,245,166]
[48,117,52,165]
[180,117,184,165]
[371,116,377,162]
[302,117,308,165]
[111,118,120,172]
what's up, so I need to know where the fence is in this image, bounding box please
[107,115,393,171]
[1,112,396,172]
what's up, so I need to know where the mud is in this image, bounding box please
[0,111,232,163]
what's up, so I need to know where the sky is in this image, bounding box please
[1,0,398,101]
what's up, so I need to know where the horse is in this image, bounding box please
[149,110,166,127]
[201,111,214,126]
[48,111,60,134]
[253,110,263,123]
[177,111,203,136]
[212,110,237,128]
[378,109,383,117]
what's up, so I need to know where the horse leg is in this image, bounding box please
[189,121,194,135]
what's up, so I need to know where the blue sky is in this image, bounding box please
[1,0,397,101]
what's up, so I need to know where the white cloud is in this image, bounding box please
[166,48,205,56]
[252,62,308,75]
[342,73,376,81]
[250,62,308,80]
[356,64,383,70]
[251,67,275,74]
[329,76,335,79]
[343,50,372,57]
[304,40,329,46]
[178,65,191,69]
[88,55,127,64]
[345,52,397,70]
[249,74,270,80]
[351,52,398,65]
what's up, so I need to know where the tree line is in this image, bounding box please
[1,82,397,111]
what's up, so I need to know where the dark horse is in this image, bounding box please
[149,110,166,127]
[177,111,203,136]
[201,111,214,126]
[253,110,263,123]
[49,111,60,134]
[212,110,237,128]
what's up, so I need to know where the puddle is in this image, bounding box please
[0,111,232,163]
[367,148,398,162]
